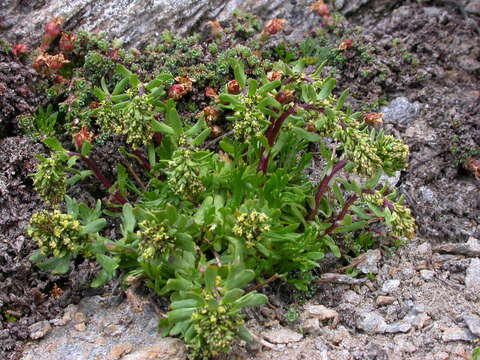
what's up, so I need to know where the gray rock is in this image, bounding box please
[458,56,480,72]
[340,0,371,15]
[465,258,480,293]
[356,249,382,274]
[420,269,435,281]
[29,321,52,340]
[463,314,480,337]
[302,305,339,324]
[466,0,480,15]
[263,327,303,344]
[342,290,362,305]
[357,312,387,334]
[376,296,395,306]
[122,338,186,360]
[0,0,317,48]
[382,280,400,294]
[380,97,422,126]
[302,318,322,336]
[417,242,432,256]
[442,327,476,342]
[385,321,412,333]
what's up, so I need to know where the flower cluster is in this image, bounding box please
[32,153,67,206]
[363,191,416,239]
[136,219,175,259]
[344,129,383,177]
[232,95,267,143]
[375,134,409,174]
[232,210,270,248]
[166,146,205,200]
[27,210,83,257]
[189,295,244,360]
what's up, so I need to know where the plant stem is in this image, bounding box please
[132,149,151,172]
[324,194,358,235]
[308,160,347,220]
[246,273,281,293]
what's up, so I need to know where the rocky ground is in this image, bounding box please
[1,0,479,359]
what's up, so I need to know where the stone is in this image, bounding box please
[458,56,480,72]
[263,327,303,344]
[465,258,480,293]
[434,352,449,360]
[104,324,126,337]
[302,318,322,336]
[108,343,133,360]
[74,323,87,332]
[74,312,87,323]
[356,312,387,334]
[29,321,52,340]
[342,290,361,305]
[463,314,480,337]
[442,327,476,342]
[385,321,412,334]
[356,249,382,274]
[412,313,431,329]
[122,338,186,360]
[416,242,432,255]
[376,296,395,306]
[466,0,480,15]
[381,280,400,293]
[380,97,422,127]
[420,269,435,281]
[303,305,339,322]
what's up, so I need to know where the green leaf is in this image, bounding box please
[221,288,245,304]
[333,220,368,233]
[323,236,341,258]
[151,119,175,135]
[231,60,246,89]
[191,128,211,146]
[219,140,235,154]
[43,138,64,152]
[80,141,92,157]
[112,77,130,96]
[258,80,281,95]
[37,256,71,274]
[234,292,268,309]
[167,308,196,322]
[204,265,218,291]
[170,299,200,309]
[29,250,47,263]
[122,204,136,232]
[318,78,336,100]
[226,269,255,290]
[292,127,322,142]
[219,94,241,107]
[237,325,253,342]
[166,106,183,136]
[80,218,107,234]
[247,79,258,97]
[336,89,349,110]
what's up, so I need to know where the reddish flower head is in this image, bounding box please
[73,127,94,150]
[227,80,240,95]
[267,71,282,82]
[59,33,77,52]
[275,90,295,104]
[43,17,63,46]
[364,113,384,127]
[311,1,330,19]
[465,158,480,179]
[12,44,29,57]
[264,19,287,35]
[339,38,353,51]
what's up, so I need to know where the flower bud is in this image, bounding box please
[227,80,240,94]
[465,158,480,179]
[207,20,223,37]
[12,44,29,57]
[210,125,223,138]
[73,127,94,150]
[311,1,330,18]
[339,38,353,51]
[267,71,282,82]
[59,33,76,52]
[306,123,316,132]
[205,87,218,99]
[275,89,295,104]
[364,113,384,127]
[168,84,187,100]
[264,18,287,35]
[202,106,220,123]
[43,18,63,45]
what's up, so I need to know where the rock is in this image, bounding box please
[465,258,480,292]
[263,327,303,344]
[380,97,422,127]
[376,296,395,306]
[29,321,52,340]
[319,273,367,285]
[302,318,322,336]
[340,0,371,15]
[442,327,476,342]
[0,0,317,48]
[412,313,431,329]
[463,314,480,337]
[381,280,400,293]
[416,242,432,255]
[108,343,133,360]
[385,321,412,333]
[74,323,86,332]
[356,312,387,334]
[458,56,480,72]
[342,290,361,305]
[466,0,480,15]
[434,352,449,360]
[420,269,435,281]
[74,312,86,323]
[356,249,382,274]
[122,338,186,360]
[104,324,126,337]
[302,305,339,323]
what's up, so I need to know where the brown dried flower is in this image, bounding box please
[364,113,384,127]
[227,80,240,95]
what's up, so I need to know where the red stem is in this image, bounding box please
[324,194,358,235]
[132,149,151,172]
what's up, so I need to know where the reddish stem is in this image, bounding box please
[308,160,347,220]
[132,149,151,172]
[324,194,358,235]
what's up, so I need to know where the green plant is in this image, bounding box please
[18,104,58,137]
[473,346,480,360]
[26,25,415,359]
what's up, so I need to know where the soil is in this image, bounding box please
[0,0,479,359]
